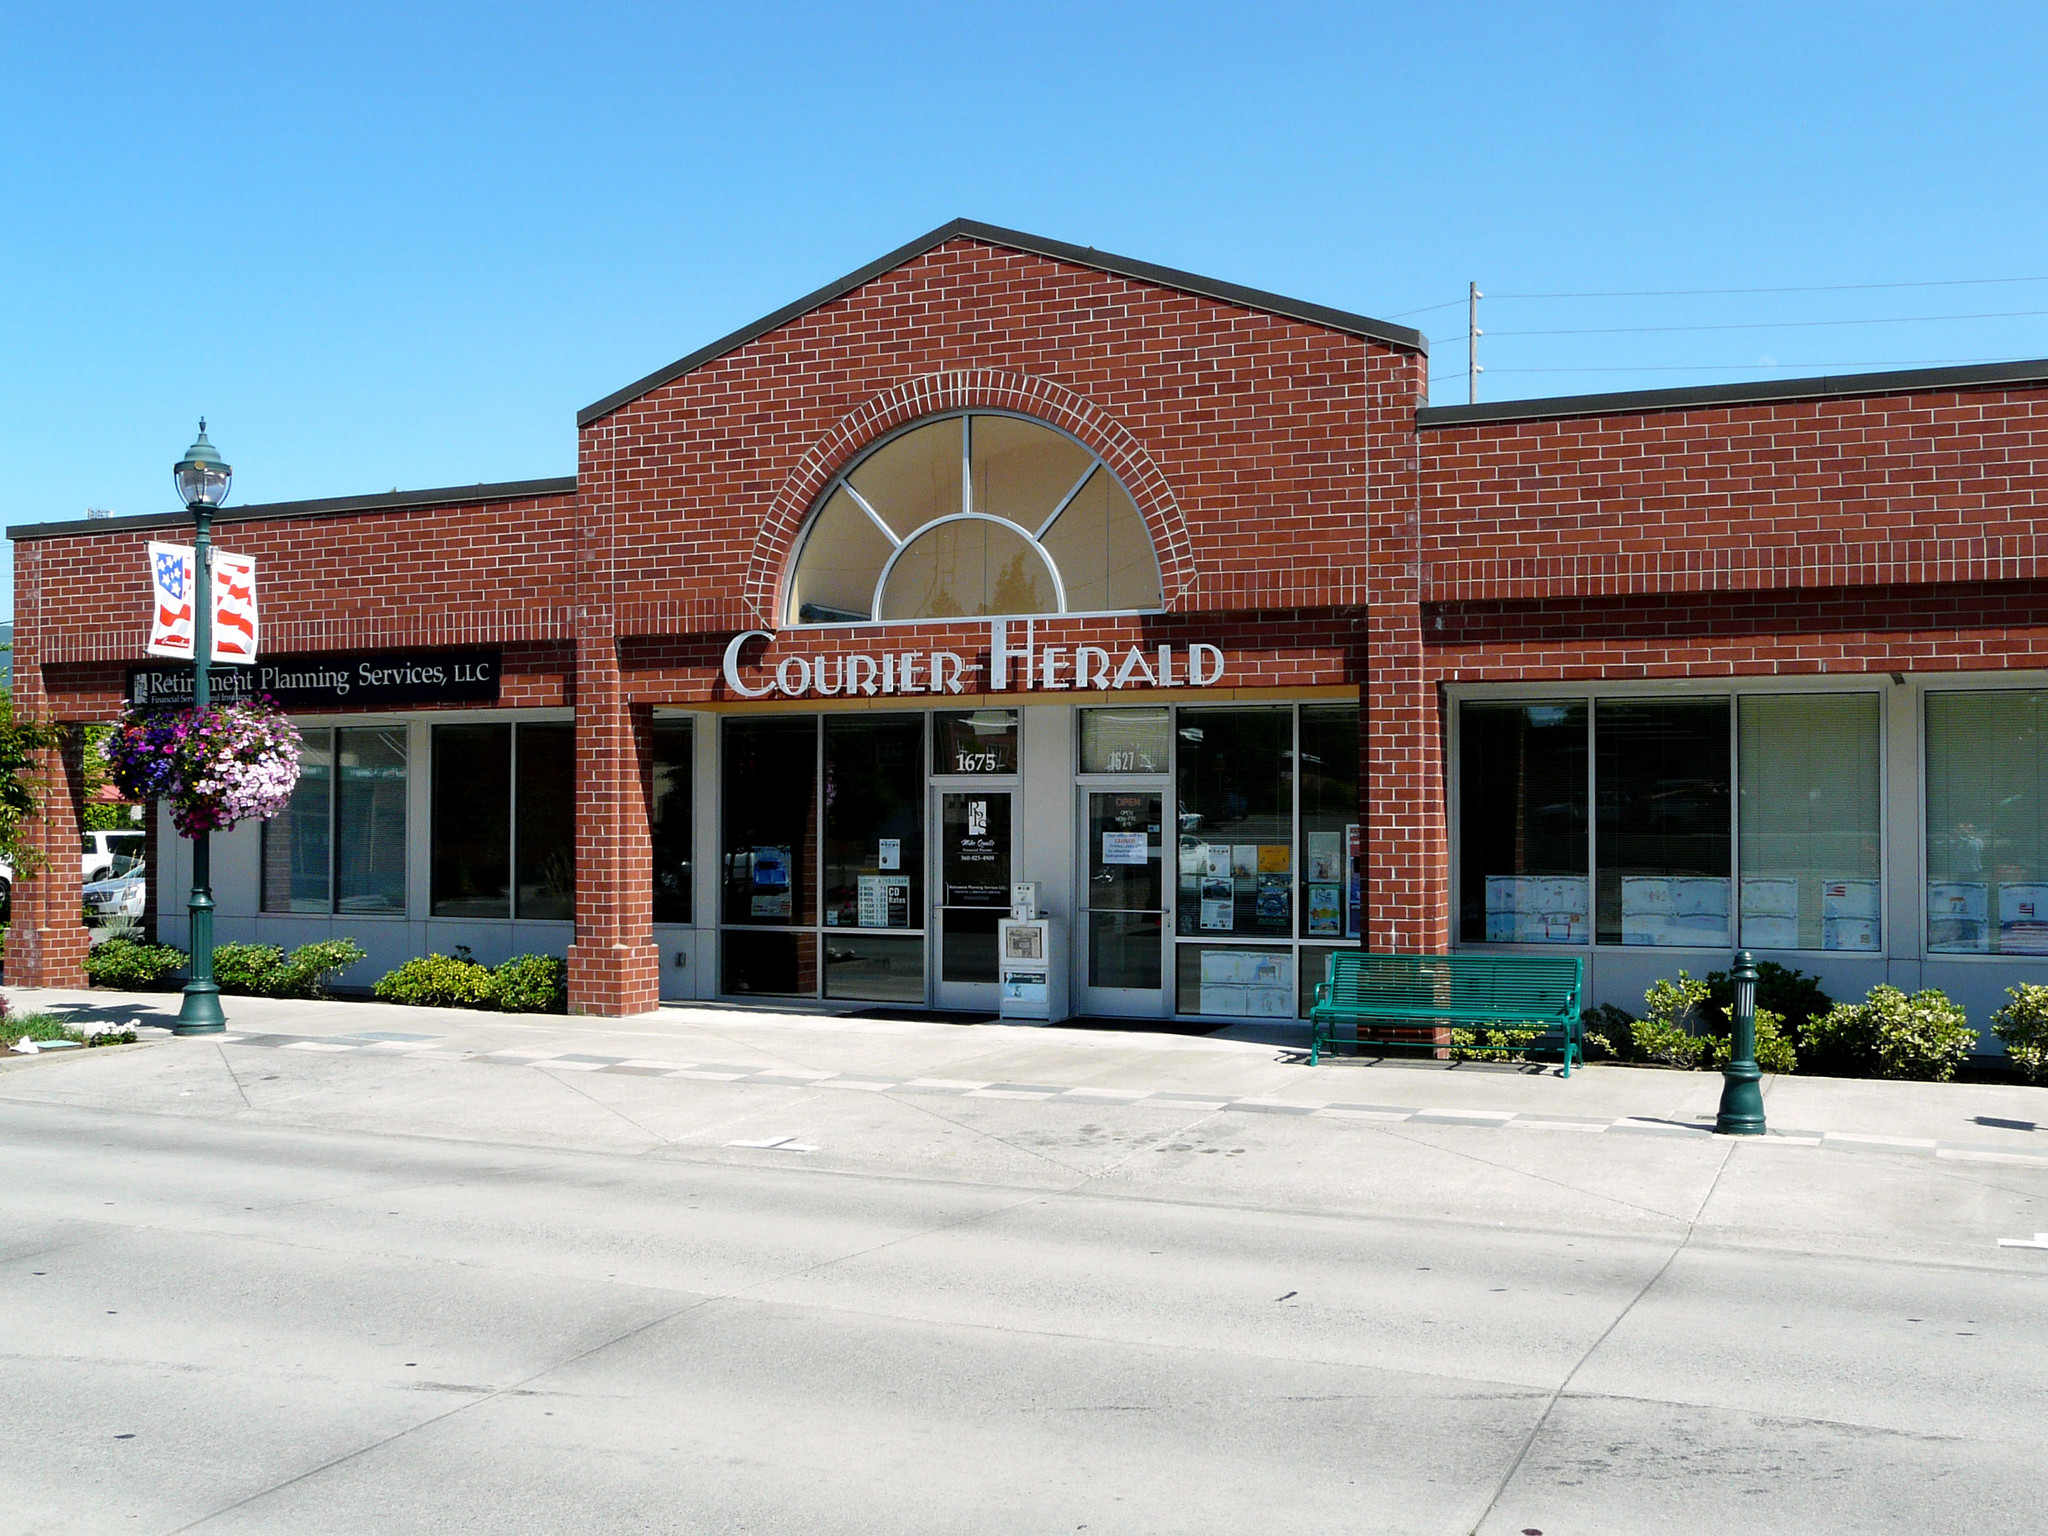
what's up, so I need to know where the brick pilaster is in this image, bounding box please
[5,543,89,986]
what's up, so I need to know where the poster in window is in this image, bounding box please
[1306,831,1344,883]
[1257,844,1291,875]
[1927,881,1989,953]
[1230,845,1258,881]
[749,845,792,918]
[1198,948,1293,1017]
[1200,876,1234,930]
[1821,879,1880,952]
[1101,831,1149,866]
[1345,823,1363,938]
[1621,876,1728,947]
[1483,875,1589,944]
[1999,883,2048,955]
[1740,878,1800,951]
[1255,873,1290,928]
[878,838,900,871]
[857,874,910,928]
[1307,884,1343,936]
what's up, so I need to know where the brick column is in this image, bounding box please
[565,638,659,1015]
[5,730,90,988]
[1363,604,1449,953]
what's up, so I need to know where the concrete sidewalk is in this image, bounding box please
[10,983,2046,1160]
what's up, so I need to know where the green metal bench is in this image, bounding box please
[1308,952,1585,1074]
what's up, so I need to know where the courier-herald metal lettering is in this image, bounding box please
[722,619,1224,700]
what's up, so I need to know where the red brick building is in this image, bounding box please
[11,221,2048,1047]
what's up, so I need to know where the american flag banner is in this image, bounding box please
[211,551,259,664]
[146,541,196,658]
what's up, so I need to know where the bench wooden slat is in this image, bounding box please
[1307,952,1584,1074]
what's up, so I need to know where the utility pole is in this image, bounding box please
[1468,281,1483,405]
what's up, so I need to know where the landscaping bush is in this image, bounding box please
[1703,961,1832,1045]
[1803,985,1974,1081]
[492,954,568,1013]
[212,939,368,998]
[1631,971,1796,1073]
[213,942,289,995]
[84,938,188,990]
[373,953,496,1009]
[1988,984,2048,1085]
[273,938,369,998]
[1579,1003,1639,1062]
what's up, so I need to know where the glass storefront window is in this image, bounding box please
[1738,695,1881,951]
[1458,702,1589,944]
[515,724,574,921]
[336,728,407,914]
[1595,700,1731,947]
[1926,690,2048,954]
[1079,707,1169,774]
[432,724,512,918]
[934,709,1017,775]
[1175,708,1293,938]
[722,930,818,997]
[824,715,924,932]
[824,933,925,1003]
[651,719,693,925]
[1299,705,1360,940]
[721,717,817,930]
[261,729,333,913]
[1297,946,1345,1019]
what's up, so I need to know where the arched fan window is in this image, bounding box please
[786,412,1164,624]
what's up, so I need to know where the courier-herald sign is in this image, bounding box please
[128,649,501,709]
[722,619,1224,700]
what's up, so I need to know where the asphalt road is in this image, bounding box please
[3,1029,2045,1534]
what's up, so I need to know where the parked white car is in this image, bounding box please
[83,865,148,922]
[83,830,147,883]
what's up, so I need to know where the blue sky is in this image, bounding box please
[9,2,2048,617]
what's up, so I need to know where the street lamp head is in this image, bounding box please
[174,419,232,509]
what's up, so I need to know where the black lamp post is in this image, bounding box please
[171,420,230,1035]
[1715,948,1765,1135]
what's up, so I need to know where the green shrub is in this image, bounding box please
[1580,1003,1638,1062]
[213,942,289,995]
[373,953,496,1009]
[211,939,368,998]
[491,954,567,1013]
[83,938,188,990]
[1703,961,1832,1044]
[1632,971,1796,1074]
[1804,985,1974,1081]
[273,939,369,998]
[1988,985,2048,1084]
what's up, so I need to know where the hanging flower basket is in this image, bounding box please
[101,698,303,838]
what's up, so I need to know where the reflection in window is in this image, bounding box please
[720,717,816,930]
[262,731,333,913]
[1079,708,1169,774]
[515,725,574,921]
[934,710,1018,775]
[1175,709,1293,938]
[1927,691,2048,954]
[788,412,1162,623]
[1299,706,1360,940]
[1595,700,1731,947]
[824,715,924,934]
[432,725,511,918]
[336,728,407,914]
[1459,702,1589,945]
[1738,695,1880,951]
[651,719,693,925]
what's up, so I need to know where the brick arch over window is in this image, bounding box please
[743,371,1195,625]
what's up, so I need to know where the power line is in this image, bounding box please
[1493,274,2048,300]
[1436,307,2048,343]
[1422,354,2030,388]
[1384,298,1467,319]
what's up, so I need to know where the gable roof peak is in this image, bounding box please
[577,218,1425,427]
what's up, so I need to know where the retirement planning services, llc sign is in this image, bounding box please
[127,650,502,710]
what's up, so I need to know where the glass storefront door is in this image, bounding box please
[1079,787,1168,1016]
[935,789,1013,1010]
